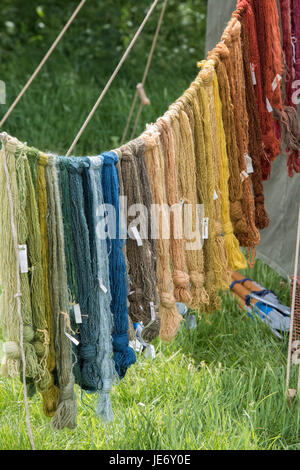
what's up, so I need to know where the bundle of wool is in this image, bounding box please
[142,127,182,341]
[169,104,210,310]
[291,0,300,81]
[44,154,77,430]
[198,78,230,294]
[88,156,116,422]
[119,139,160,342]
[0,136,49,391]
[156,117,192,306]
[236,0,280,179]
[200,63,231,289]
[237,17,270,229]
[101,151,136,378]
[182,81,222,313]
[252,0,300,176]
[207,44,249,240]
[57,157,82,391]
[64,157,103,395]
[221,19,260,249]
[37,153,60,417]
[210,70,247,270]
[0,137,22,378]
[14,144,52,400]
[279,0,300,176]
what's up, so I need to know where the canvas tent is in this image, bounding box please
[206,0,300,278]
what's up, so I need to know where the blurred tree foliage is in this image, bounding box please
[0,0,207,80]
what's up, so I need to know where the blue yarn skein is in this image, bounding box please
[101,151,136,379]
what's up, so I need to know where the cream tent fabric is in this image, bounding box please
[206,0,300,278]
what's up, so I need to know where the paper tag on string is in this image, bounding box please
[202,218,209,240]
[65,332,79,346]
[266,98,273,113]
[129,339,142,353]
[149,302,156,322]
[99,279,108,294]
[130,226,143,246]
[144,344,156,360]
[240,170,249,182]
[250,63,257,85]
[213,190,218,200]
[244,154,254,174]
[272,74,282,92]
[73,304,82,324]
[18,245,28,274]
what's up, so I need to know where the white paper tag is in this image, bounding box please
[130,226,143,246]
[130,338,142,353]
[213,189,218,200]
[99,279,108,294]
[266,97,273,113]
[144,344,156,360]
[149,302,156,322]
[65,332,79,346]
[18,245,28,274]
[240,170,249,182]
[202,218,209,240]
[245,154,254,174]
[250,63,257,85]
[272,74,282,91]
[73,304,82,324]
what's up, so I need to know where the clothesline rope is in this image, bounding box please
[0,0,87,129]
[0,132,35,450]
[121,0,169,145]
[66,0,160,157]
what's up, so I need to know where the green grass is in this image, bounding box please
[1,259,299,450]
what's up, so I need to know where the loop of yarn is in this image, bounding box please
[88,155,115,421]
[44,155,77,430]
[143,128,182,340]
[101,151,136,378]
[119,139,160,342]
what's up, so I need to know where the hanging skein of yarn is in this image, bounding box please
[292,0,300,81]
[169,104,210,310]
[88,156,116,422]
[279,0,300,176]
[236,0,280,179]
[200,63,231,289]
[156,117,192,306]
[44,154,77,430]
[252,0,300,176]
[14,144,52,398]
[210,70,248,270]
[184,81,221,313]
[119,139,160,343]
[101,151,136,379]
[206,44,248,240]
[66,157,104,394]
[198,76,229,292]
[143,127,182,341]
[236,17,270,230]
[58,157,82,390]
[222,19,260,249]
[0,137,22,378]
[37,152,60,417]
